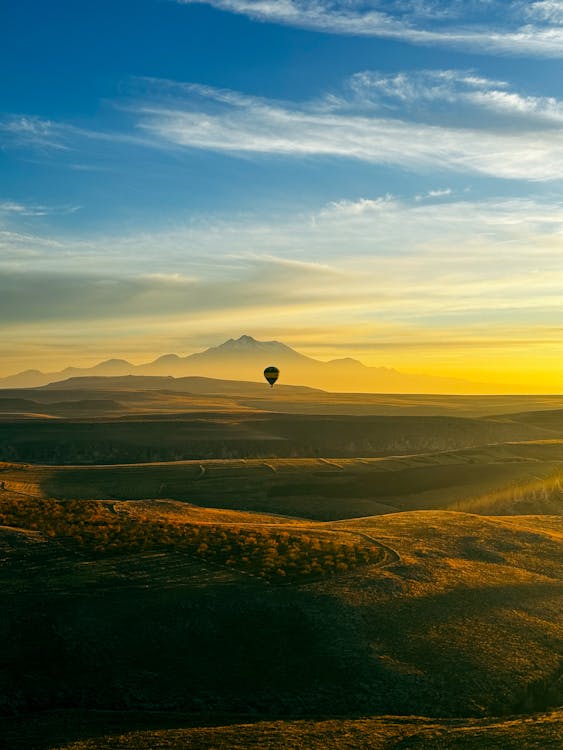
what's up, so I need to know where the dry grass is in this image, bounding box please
[451,471,563,515]
[3,437,563,520]
[6,386,563,418]
[116,499,310,526]
[1,503,561,720]
[18,710,559,749]
[1,462,561,736]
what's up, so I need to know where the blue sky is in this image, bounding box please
[2,1,563,388]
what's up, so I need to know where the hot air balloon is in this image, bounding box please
[264,366,279,387]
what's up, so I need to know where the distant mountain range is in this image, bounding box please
[0,334,514,394]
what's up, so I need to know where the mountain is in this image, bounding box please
[60,358,134,378]
[0,335,516,394]
[141,335,312,377]
[0,369,50,388]
[42,374,320,395]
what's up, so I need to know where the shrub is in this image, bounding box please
[0,496,382,584]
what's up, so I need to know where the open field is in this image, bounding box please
[2,411,561,465]
[3,388,563,471]
[2,437,563,519]
[5,380,563,418]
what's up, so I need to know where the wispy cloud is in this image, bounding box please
[348,69,563,126]
[134,75,563,181]
[414,188,453,202]
[525,1,563,23]
[0,200,80,217]
[0,114,154,155]
[0,116,71,151]
[178,1,563,57]
[6,71,563,182]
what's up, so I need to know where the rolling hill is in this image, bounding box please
[0,410,559,464]
[2,438,563,520]
[4,382,563,421]
[27,710,563,750]
[0,501,561,748]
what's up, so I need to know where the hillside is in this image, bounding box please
[1,407,561,466]
[0,502,561,749]
[2,710,562,749]
[1,439,562,519]
[41,374,321,395]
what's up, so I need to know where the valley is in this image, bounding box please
[1,378,561,748]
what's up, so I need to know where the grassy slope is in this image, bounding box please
[2,439,562,519]
[1,509,561,721]
[2,709,563,749]
[40,711,563,749]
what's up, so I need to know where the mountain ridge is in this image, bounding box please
[0,335,519,394]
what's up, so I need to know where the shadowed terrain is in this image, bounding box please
[0,709,561,749]
[0,499,561,748]
[1,387,561,749]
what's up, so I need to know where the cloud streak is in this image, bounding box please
[135,74,563,181]
[0,201,80,217]
[347,69,563,126]
[178,1,563,57]
[0,114,156,155]
[0,116,71,151]
[6,71,563,183]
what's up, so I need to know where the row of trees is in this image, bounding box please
[0,496,382,583]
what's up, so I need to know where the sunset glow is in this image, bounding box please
[2,1,563,392]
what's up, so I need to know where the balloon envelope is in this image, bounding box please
[264,366,280,386]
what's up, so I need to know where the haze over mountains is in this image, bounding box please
[0,335,517,394]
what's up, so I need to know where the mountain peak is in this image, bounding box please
[216,335,287,351]
[224,334,265,347]
[180,336,312,367]
[153,353,181,363]
[96,359,132,368]
[326,357,366,369]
